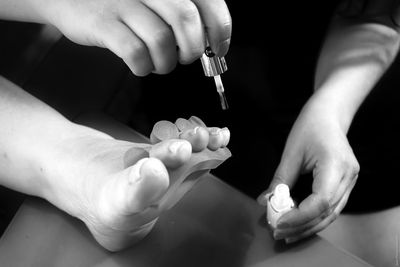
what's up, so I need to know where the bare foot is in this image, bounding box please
[43,116,230,251]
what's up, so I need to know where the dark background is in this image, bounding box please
[1,0,400,233]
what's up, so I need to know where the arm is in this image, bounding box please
[314,1,400,132]
[259,0,400,242]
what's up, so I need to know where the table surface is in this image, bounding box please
[0,113,373,267]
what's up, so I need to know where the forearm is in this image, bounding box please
[313,14,400,132]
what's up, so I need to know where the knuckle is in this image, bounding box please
[318,195,332,210]
[186,46,204,61]
[175,0,200,23]
[328,150,359,176]
[121,41,147,62]
[151,28,174,48]
[157,61,177,75]
[179,48,203,65]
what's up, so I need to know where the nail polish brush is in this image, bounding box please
[200,46,229,110]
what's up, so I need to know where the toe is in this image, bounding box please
[188,116,207,128]
[179,126,209,152]
[149,139,192,169]
[126,157,169,211]
[220,127,231,147]
[207,127,225,151]
[150,120,179,144]
[106,157,169,215]
[175,118,194,131]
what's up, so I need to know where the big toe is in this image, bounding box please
[89,158,169,251]
[106,157,170,216]
[128,157,170,211]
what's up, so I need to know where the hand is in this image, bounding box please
[258,97,359,243]
[41,0,232,76]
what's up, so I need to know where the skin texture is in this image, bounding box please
[0,0,231,76]
[258,0,400,243]
[0,0,232,251]
[0,76,231,251]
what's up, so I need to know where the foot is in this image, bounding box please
[44,116,230,251]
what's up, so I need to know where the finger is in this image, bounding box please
[267,147,303,194]
[149,139,192,169]
[328,168,358,208]
[191,0,232,56]
[276,161,344,228]
[274,172,357,239]
[97,19,153,76]
[273,183,346,239]
[276,193,330,229]
[142,0,204,64]
[257,145,304,206]
[120,3,178,74]
[257,189,271,206]
[273,208,330,240]
[284,184,353,243]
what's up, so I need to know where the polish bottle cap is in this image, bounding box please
[271,184,293,212]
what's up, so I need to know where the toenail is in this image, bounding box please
[130,158,149,183]
[168,141,186,154]
[221,127,230,147]
[189,116,207,127]
[210,128,221,136]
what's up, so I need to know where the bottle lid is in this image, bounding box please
[271,184,292,211]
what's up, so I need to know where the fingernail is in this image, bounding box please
[217,39,230,56]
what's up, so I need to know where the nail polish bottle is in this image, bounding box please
[266,184,295,229]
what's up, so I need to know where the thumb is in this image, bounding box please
[257,150,303,205]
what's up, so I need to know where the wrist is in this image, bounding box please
[306,91,354,134]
